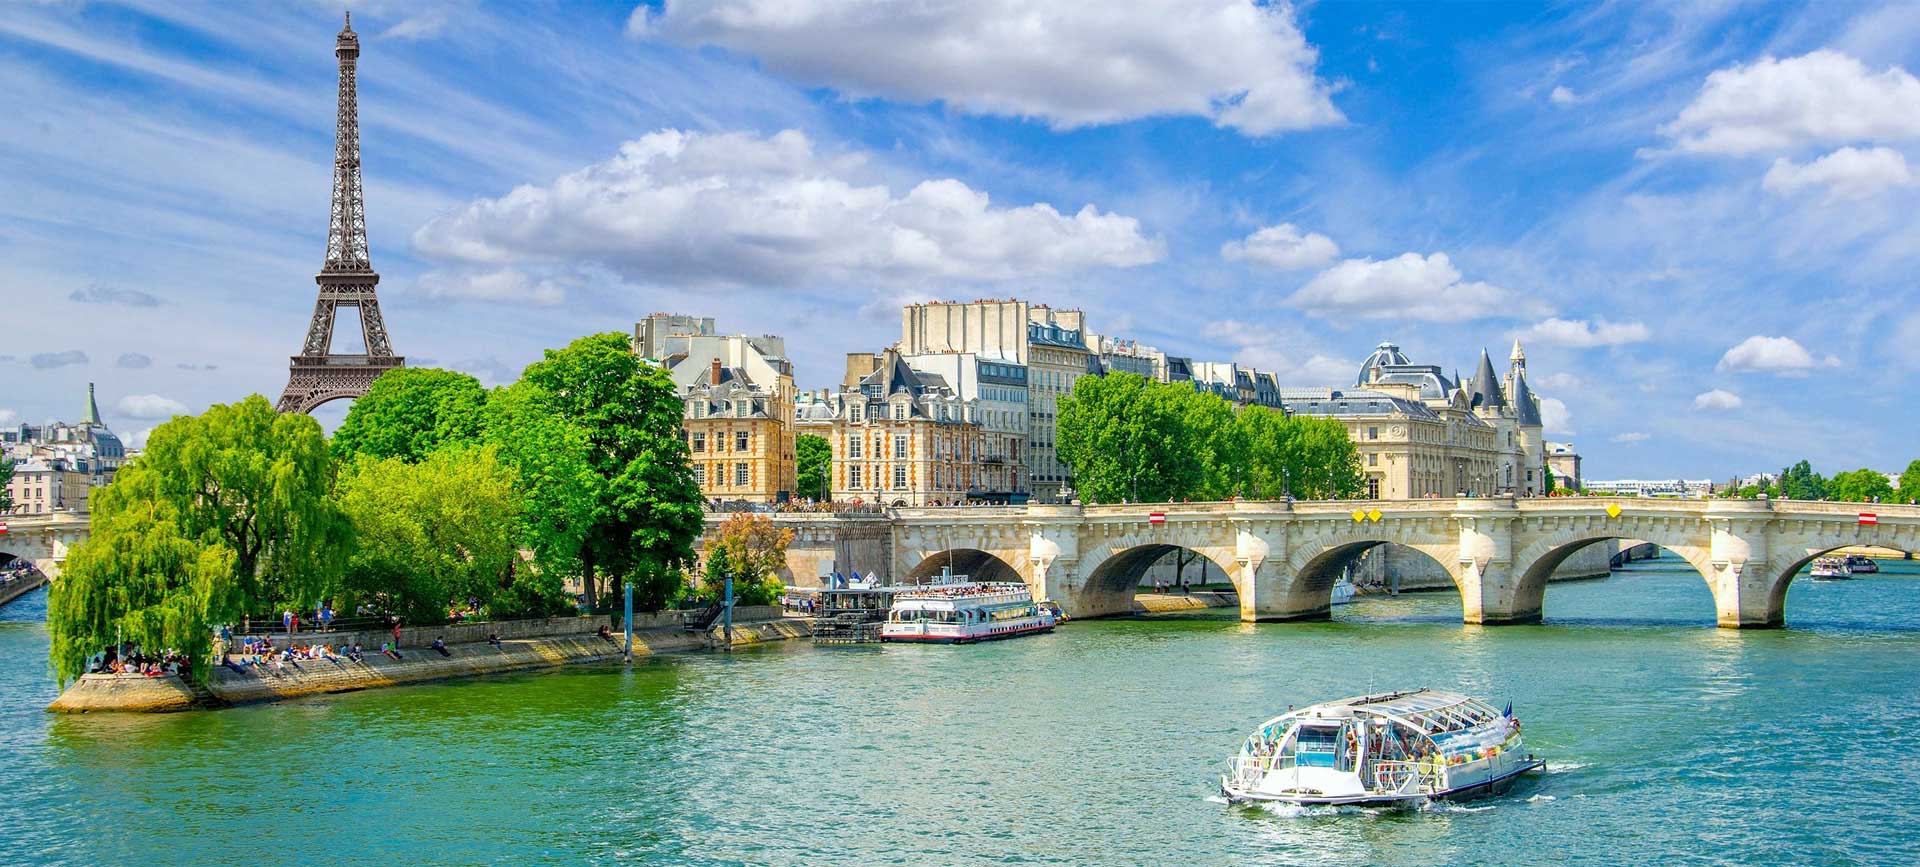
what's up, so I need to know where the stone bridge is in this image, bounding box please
[0,512,88,582]
[719,498,1920,629]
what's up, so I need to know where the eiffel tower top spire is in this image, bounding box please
[323,10,372,274]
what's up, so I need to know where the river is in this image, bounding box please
[3,556,1917,865]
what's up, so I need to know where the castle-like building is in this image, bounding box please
[1282,341,1546,498]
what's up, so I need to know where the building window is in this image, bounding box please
[690,433,705,453]
[849,436,863,459]
[849,466,862,489]
[1368,453,1378,467]
[736,431,750,451]
[693,465,707,485]
[893,465,908,489]
[1368,426,1379,440]
[851,405,862,422]
[893,404,906,421]
[1367,477,1380,499]
[894,435,908,459]
[735,463,750,486]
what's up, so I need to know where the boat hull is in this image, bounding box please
[1222,759,1546,807]
[880,622,1055,644]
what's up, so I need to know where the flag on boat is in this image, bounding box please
[1858,512,1879,526]
[1503,701,1514,718]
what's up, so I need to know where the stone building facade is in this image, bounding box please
[4,383,125,516]
[821,349,987,507]
[634,314,797,504]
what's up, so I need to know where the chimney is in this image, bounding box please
[710,359,723,385]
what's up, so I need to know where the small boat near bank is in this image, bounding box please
[1810,557,1853,580]
[1330,577,1356,606]
[1220,688,1543,807]
[880,569,1057,644]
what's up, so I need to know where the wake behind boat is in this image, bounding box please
[1220,688,1543,807]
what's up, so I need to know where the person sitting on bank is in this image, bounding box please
[345,643,364,662]
[487,632,502,648]
[596,625,614,643]
[381,642,402,660]
[430,637,452,657]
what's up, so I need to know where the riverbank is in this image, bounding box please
[0,573,49,611]
[1131,590,1237,613]
[46,612,813,713]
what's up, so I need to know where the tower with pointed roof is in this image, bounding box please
[276,13,404,414]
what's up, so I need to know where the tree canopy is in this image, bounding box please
[1056,373,1363,503]
[334,446,524,624]
[1828,468,1894,503]
[520,332,704,611]
[0,458,12,513]
[330,367,486,462]
[1899,460,1920,505]
[796,433,832,502]
[701,514,794,607]
[1777,460,1828,500]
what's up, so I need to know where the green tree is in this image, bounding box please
[46,395,347,683]
[1057,372,1205,503]
[480,380,598,594]
[1828,468,1895,503]
[1777,460,1828,500]
[1542,464,1557,495]
[796,433,832,502]
[701,514,794,607]
[334,446,523,624]
[1235,405,1292,499]
[1180,387,1243,500]
[330,367,486,462]
[519,333,704,611]
[0,457,12,513]
[1284,416,1366,499]
[1898,460,1920,505]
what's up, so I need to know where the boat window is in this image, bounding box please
[1295,726,1342,768]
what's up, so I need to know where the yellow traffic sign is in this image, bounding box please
[1367,509,1384,523]
[1351,509,1366,522]
[1605,502,1623,518]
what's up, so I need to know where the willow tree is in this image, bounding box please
[519,333,703,611]
[46,395,345,683]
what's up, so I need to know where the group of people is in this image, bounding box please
[89,647,189,677]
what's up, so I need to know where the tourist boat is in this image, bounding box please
[1843,554,1879,574]
[880,569,1057,644]
[1220,688,1544,807]
[1810,557,1853,580]
[1331,577,1357,606]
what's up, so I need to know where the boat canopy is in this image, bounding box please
[1250,689,1503,739]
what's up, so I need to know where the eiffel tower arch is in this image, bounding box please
[277,12,404,415]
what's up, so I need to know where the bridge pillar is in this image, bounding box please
[1706,503,1783,628]
[1455,501,1531,624]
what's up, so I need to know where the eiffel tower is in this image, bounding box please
[277,12,403,414]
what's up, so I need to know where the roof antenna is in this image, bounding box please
[344,10,352,30]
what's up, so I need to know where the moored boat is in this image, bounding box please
[1810,557,1853,580]
[880,569,1056,644]
[1331,577,1357,606]
[1220,688,1544,807]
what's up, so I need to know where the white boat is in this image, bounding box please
[1331,577,1357,606]
[1843,555,1879,574]
[1810,557,1853,580]
[880,569,1057,644]
[1220,688,1544,807]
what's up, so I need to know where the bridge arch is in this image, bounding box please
[1765,540,1917,627]
[1510,531,1716,625]
[1281,532,1464,620]
[1078,541,1239,619]
[904,549,1024,585]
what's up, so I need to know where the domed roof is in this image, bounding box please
[1356,341,1410,386]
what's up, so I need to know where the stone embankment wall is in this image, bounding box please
[0,573,49,610]
[49,610,812,714]
[1132,591,1237,614]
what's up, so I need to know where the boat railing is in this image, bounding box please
[1223,753,1294,791]
[1371,760,1438,794]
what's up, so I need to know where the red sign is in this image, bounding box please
[0,521,7,534]
[1859,512,1879,526]
[1148,512,1166,525]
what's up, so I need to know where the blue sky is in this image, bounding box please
[4,0,1918,482]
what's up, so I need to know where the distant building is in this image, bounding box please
[1583,479,1713,498]
[633,314,797,504]
[815,349,987,507]
[1545,441,1582,491]
[900,352,1028,502]
[3,383,124,515]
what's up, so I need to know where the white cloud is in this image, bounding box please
[1663,50,1920,155]
[115,352,153,369]
[69,284,160,307]
[127,428,154,450]
[1716,335,1840,376]
[30,350,87,370]
[413,129,1164,287]
[1894,314,1920,367]
[1287,252,1546,322]
[115,394,188,420]
[1762,146,1915,201]
[0,409,16,427]
[1536,371,1584,391]
[415,269,567,305]
[1221,223,1339,270]
[1203,321,1353,385]
[1549,85,1578,105]
[1693,389,1743,410]
[631,0,1343,136]
[1611,432,1651,444]
[1513,317,1650,348]
[1540,397,1573,434]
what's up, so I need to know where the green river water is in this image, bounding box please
[3,557,1918,866]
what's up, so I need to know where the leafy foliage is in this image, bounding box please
[519,333,704,611]
[1828,468,1894,503]
[46,396,345,684]
[334,446,525,624]
[1057,373,1363,503]
[481,381,597,584]
[0,457,12,513]
[1899,460,1920,505]
[330,367,486,462]
[1776,460,1828,500]
[701,514,795,607]
[796,433,832,502]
